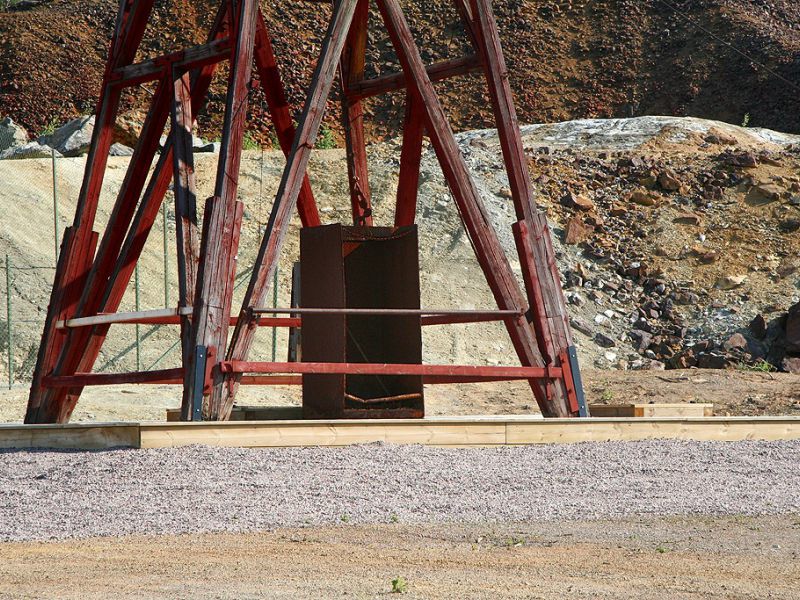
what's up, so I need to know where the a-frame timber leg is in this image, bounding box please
[253,9,321,228]
[212,0,361,420]
[182,0,258,419]
[26,0,160,423]
[467,0,581,414]
[339,0,373,225]
[375,0,570,417]
[394,92,425,226]
[26,0,231,423]
[171,70,202,421]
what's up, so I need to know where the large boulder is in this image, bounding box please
[0,141,61,160]
[0,117,29,152]
[40,115,94,156]
[109,143,134,157]
[785,302,800,353]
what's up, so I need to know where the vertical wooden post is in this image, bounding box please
[216,0,361,419]
[171,70,201,418]
[375,0,569,416]
[253,10,321,228]
[469,0,577,411]
[339,0,373,226]
[394,93,425,226]
[5,254,12,390]
[185,0,259,419]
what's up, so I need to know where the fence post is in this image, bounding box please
[52,148,59,264]
[135,263,141,371]
[5,254,12,389]
[271,266,278,361]
[162,202,169,308]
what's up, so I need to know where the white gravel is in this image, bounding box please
[1,440,798,542]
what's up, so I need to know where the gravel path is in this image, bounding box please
[1,440,798,542]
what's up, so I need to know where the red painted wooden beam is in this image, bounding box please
[375,0,566,416]
[221,361,562,380]
[395,92,425,226]
[339,0,373,226]
[218,0,361,419]
[253,10,321,228]
[346,54,480,101]
[112,38,232,86]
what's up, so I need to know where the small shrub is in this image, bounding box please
[741,113,751,128]
[738,359,775,373]
[391,577,408,594]
[242,131,260,151]
[39,116,60,138]
[314,125,337,150]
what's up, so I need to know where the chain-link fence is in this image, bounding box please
[0,149,294,390]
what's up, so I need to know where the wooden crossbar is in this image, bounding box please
[220,361,562,380]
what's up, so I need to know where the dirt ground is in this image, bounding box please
[1,515,797,599]
[1,368,798,422]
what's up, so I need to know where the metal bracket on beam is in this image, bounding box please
[191,345,207,421]
[567,345,589,417]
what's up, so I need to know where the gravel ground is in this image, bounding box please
[1,440,798,542]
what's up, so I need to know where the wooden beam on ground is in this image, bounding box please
[4,417,800,450]
[218,0,361,419]
[0,424,140,450]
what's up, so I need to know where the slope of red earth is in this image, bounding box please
[0,0,798,144]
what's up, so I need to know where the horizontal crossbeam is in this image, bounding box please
[112,38,232,86]
[221,361,562,379]
[346,54,480,100]
[55,307,518,329]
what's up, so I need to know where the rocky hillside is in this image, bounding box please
[0,0,799,144]
[1,116,800,382]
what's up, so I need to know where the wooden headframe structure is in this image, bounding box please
[25,0,587,423]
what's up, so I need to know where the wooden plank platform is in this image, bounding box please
[588,403,714,418]
[0,423,140,450]
[0,417,798,450]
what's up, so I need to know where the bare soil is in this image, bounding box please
[1,368,799,422]
[1,0,800,141]
[1,516,798,599]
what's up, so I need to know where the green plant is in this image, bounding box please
[39,116,60,138]
[0,0,24,12]
[390,514,399,523]
[656,546,668,554]
[314,124,337,150]
[504,536,525,547]
[391,577,408,594]
[600,388,614,402]
[340,513,350,523]
[738,359,775,373]
[242,131,260,151]
[741,113,751,128]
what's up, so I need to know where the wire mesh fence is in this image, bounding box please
[0,148,289,389]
